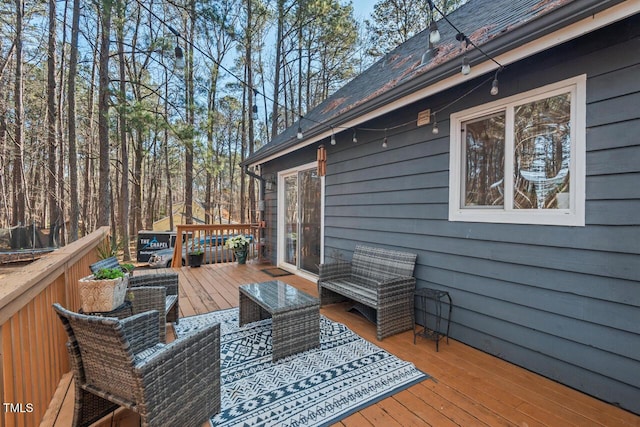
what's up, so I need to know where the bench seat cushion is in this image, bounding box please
[321,278,378,308]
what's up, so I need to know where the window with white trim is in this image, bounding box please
[449,75,586,226]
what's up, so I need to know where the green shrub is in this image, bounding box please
[93,267,125,280]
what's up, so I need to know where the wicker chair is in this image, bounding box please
[53,303,220,427]
[128,272,180,343]
[89,256,126,274]
[318,245,417,340]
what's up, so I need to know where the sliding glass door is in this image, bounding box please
[279,165,322,275]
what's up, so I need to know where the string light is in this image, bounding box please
[461,56,471,75]
[429,21,440,44]
[166,26,185,70]
[174,43,184,69]
[252,89,259,120]
[297,116,304,139]
[427,0,440,43]
[491,74,499,95]
[139,0,506,151]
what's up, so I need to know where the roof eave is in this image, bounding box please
[244,0,631,168]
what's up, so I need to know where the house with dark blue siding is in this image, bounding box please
[243,0,640,415]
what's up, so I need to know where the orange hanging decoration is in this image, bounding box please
[317,144,326,176]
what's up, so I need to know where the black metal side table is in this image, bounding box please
[413,288,452,351]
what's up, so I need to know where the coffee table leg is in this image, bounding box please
[239,291,262,326]
[271,306,320,361]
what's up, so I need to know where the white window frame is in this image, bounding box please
[449,75,586,226]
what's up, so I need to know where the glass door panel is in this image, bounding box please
[299,169,320,274]
[283,175,298,266]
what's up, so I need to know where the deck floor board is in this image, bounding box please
[48,263,639,427]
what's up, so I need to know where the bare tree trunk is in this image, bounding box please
[184,1,195,224]
[240,71,247,223]
[67,0,80,241]
[271,0,284,138]
[57,0,68,246]
[47,0,59,246]
[82,46,98,235]
[97,0,113,227]
[13,0,26,226]
[205,62,219,224]
[163,73,174,231]
[117,1,131,260]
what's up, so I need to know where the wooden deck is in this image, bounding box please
[48,262,640,427]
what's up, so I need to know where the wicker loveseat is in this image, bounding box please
[53,303,220,427]
[318,245,417,340]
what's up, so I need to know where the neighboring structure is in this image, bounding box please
[243,0,640,414]
[152,201,207,231]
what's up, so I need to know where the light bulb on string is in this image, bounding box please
[252,89,259,120]
[491,77,499,96]
[352,130,358,143]
[432,114,439,135]
[429,21,440,44]
[427,0,439,43]
[461,56,471,75]
[174,43,185,69]
[297,115,304,139]
[382,129,388,148]
[330,127,336,145]
[491,70,500,96]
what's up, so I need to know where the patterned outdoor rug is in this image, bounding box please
[174,308,428,427]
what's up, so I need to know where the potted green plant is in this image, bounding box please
[78,267,129,312]
[188,249,204,267]
[225,235,251,265]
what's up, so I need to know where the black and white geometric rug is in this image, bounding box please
[174,308,428,427]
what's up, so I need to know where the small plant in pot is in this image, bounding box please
[188,249,204,267]
[225,235,251,265]
[78,267,129,313]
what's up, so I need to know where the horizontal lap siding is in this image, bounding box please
[322,17,640,414]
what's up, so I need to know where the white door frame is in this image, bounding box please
[277,162,324,279]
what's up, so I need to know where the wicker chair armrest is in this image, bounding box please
[135,323,221,425]
[128,273,179,296]
[318,262,352,281]
[120,310,161,353]
[376,276,416,300]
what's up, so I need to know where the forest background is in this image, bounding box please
[0,0,463,260]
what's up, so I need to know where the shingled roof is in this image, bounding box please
[244,0,623,166]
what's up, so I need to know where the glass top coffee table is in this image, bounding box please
[239,280,320,361]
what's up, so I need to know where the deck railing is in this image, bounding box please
[0,226,109,427]
[171,224,260,268]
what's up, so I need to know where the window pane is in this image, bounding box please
[463,113,505,207]
[514,93,571,209]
